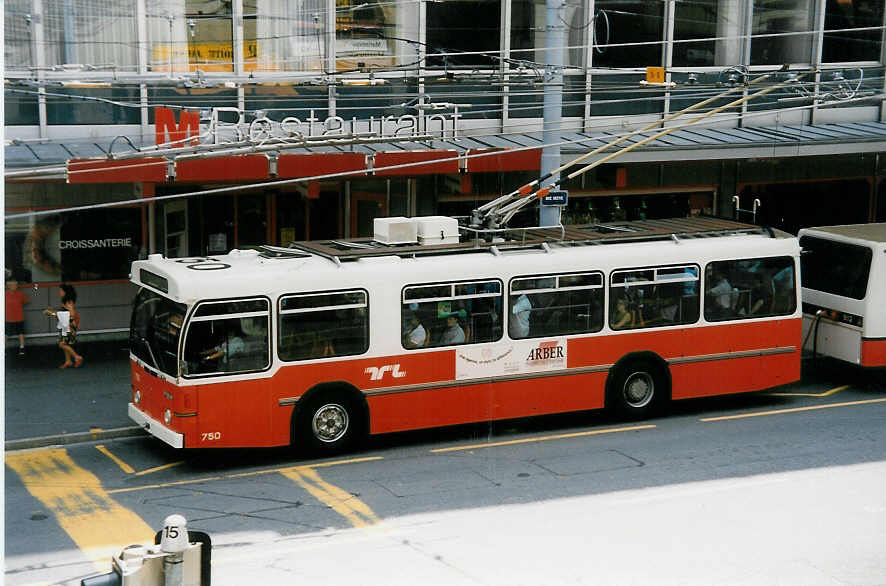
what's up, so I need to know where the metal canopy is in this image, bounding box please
[6,121,886,170]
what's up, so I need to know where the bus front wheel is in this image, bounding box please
[296,391,363,455]
[607,359,667,419]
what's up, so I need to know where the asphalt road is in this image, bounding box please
[5,360,885,586]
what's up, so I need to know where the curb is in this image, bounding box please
[5,426,146,451]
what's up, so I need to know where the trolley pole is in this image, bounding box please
[540,0,565,227]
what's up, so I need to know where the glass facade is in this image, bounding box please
[3,0,885,126]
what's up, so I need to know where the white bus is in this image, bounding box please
[127,216,802,452]
[799,223,886,368]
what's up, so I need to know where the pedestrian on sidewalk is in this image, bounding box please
[45,283,84,369]
[5,278,30,357]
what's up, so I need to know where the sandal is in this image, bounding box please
[59,363,72,369]
[74,356,84,368]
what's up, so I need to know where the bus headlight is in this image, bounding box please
[164,409,172,425]
[134,390,141,404]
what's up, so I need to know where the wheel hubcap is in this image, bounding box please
[623,372,654,408]
[312,403,349,443]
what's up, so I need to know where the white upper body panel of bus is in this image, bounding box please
[798,223,886,337]
[129,231,801,307]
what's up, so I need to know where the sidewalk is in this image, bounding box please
[4,340,143,450]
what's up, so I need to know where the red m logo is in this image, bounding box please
[155,107,200,146]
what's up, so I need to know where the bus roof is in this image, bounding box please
[131,216,799,304]
[800,223,886,244]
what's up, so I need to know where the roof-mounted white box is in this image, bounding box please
[415,216,460,245]
[374,217,418,245]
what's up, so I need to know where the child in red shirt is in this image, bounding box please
[5,278,30,356]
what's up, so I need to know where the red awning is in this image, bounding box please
[67,158,168,184]
[464,148,541,173]
[374,151,459,176]
[277,152,367,178]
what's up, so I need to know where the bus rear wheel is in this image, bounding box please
[608,359,667,419]
[296,391,363,455]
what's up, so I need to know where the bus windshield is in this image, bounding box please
[800,235,872,300]
[130,288,187,376]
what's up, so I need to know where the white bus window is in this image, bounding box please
[184,298,270,376]
[800,236,872,300]
[509,272,604,339]
[402,280,503,348]
[704,257,796,322]
[279,290,368,361]
[609,265,700,330]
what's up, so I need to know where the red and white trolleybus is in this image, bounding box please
[799,223,886,368]
[128,216,802,452]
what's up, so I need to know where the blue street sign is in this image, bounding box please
[541,190,568,206]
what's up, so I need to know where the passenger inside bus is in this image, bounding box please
[439,315,466,345]
[403,313,427,348]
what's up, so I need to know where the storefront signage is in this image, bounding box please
[154,106,463,146]
[59,237,133,250]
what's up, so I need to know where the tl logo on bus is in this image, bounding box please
[365,364,407,381]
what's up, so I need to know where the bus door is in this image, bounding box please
[182,298,273,447]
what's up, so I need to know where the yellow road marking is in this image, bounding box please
[134,461,185,476]
[770,384,850,398]
[96,445,136,474]
[6,448,155,572]
[279,466,380,528]
[107,455,383,494]
[701,397,886,422]
[430,424,657,453]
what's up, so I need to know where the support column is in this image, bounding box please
[540,0,565,226]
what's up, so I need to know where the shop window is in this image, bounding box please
[673,0,744,67]
[276,192,306,245]
[426,0,501,69]
[43,0,138,70]
[511,0,586,68]
[237,193,268,248]
[147,0,233,73]
[823,0,884,63]
[5,207,142,283]
[47,87,141,125]
[587,73,664,117]
[751,0,815,65]
[201,194,235,255]
[590,1,665,68]
[4,0,31,70]
[4,89,39,126]
[253,0,324,72]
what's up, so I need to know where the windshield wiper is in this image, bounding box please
[135,336,159,370]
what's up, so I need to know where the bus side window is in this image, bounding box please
[510,272,604,339]
[183,298,270,376]
[279,290,369,361]
[609,266,699,330]
[403,280,503,349]
[704,257,795,322]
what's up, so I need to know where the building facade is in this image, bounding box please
[5,0,886,340]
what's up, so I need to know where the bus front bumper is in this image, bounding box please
[128,403,184,449]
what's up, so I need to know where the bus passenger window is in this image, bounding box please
[183,298,270,376]
[510,272,603,339]
[609,266,699,330]
[403,280,502,349]
[704,257,795,322]
[279,290,368,361]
